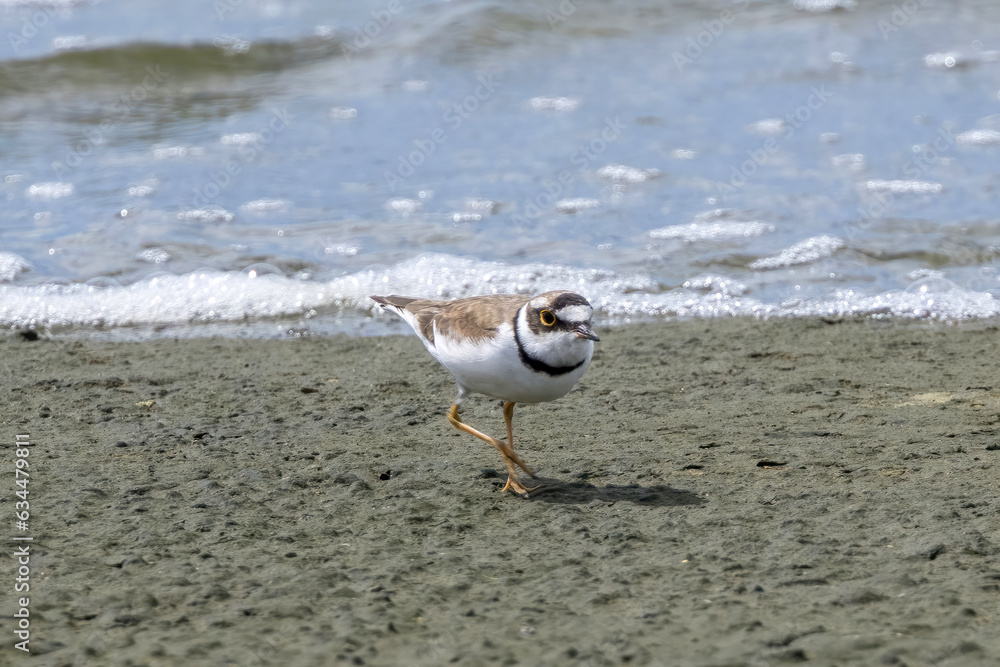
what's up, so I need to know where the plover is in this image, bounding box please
[371,291,599,497]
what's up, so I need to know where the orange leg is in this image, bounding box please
[447,402,538,497]
[500,401,539,490]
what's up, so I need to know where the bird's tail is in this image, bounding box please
[371,295,420,312]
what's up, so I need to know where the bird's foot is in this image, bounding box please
[501,474,541,498]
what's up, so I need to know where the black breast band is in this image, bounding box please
[512,313,586,376]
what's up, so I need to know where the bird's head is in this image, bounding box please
[514,291,599,371]
[526,291,600,342]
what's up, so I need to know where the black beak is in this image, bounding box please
[574,323,600,341]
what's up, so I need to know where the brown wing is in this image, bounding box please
[371,294,525,344]
[433,294,526,343]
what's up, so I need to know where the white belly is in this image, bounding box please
[426,323,592,404]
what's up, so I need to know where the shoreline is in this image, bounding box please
[2,317,998,665]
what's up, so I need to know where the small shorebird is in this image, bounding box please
[371,291,599,497]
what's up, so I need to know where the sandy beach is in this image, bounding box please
[2,317,998,666]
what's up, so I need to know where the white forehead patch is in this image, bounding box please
[555,304,592,323]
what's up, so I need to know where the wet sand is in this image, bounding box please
[2,317,998,666]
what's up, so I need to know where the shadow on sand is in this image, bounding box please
[524,480,706,507]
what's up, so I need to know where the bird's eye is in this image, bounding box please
[539,309,556,326]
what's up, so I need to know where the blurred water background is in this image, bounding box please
[3,0,1000,339]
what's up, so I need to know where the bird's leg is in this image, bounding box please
[502,402,536,478]
[446,403,532,474]
[447,403,537,497]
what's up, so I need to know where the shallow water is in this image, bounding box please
[3,0,1000,338]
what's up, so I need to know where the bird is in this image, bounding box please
[370,290,599,497]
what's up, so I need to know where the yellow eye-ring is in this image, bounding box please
[539,309,556,326]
